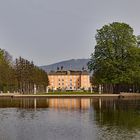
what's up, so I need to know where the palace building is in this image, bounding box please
[48,70,91,91]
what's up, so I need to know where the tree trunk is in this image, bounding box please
[113,84,120,94]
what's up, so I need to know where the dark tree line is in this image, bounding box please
[0,49,49,93]
[88,22,140,94]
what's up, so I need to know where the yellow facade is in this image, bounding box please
[48,70,91,90]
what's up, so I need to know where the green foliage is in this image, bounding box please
[0,49,17,92]
[15,57,49,93]
[88,22,140,93]
[0,48,49,93]
[137,35,140,47]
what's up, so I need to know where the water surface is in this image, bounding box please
[0,97,140,140]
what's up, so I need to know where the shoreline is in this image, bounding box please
[0,93,140,98]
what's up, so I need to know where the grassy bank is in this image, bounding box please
[35,91,95,95]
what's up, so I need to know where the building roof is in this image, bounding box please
[48,70,89,76]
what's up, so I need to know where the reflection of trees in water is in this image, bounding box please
[1,97,140,129]
[0,98,49,109]
[91,98,140,130]
[0,98,91,110]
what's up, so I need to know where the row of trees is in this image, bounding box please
[0,49,49,93]
[88,22,140,94]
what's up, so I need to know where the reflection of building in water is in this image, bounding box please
[48,98,91,110]
[0,98,91,110]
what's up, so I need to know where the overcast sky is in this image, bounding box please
[0,0,140,66]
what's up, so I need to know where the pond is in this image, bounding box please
[0,97,140,140]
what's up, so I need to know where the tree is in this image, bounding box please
[0,48,49,93]
[15,57,49,94]
[0,49,17,92]
[137,35,140,47]
[88,22,140,93]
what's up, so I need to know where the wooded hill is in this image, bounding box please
[40,59,89,73]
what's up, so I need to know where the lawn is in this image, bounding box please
[36,91,95,95]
